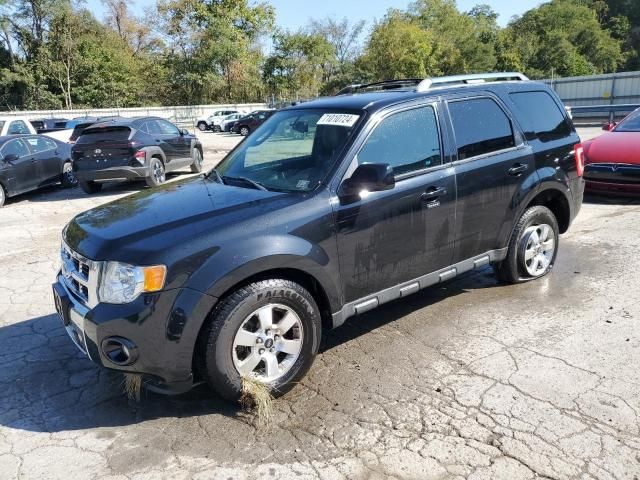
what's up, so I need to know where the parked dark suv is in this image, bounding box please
[231,109,275,136]
[71,116,203,193]
[53,73,584,400]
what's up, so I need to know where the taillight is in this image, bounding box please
[574,143,585,177]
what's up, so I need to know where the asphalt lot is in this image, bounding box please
[1,128,640,479]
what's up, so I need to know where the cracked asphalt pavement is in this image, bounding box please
[1,129,640,479]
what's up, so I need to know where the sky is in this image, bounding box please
[87,0,546,28]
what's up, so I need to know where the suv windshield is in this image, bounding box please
[215,109,361,192]
[614,110,640,132]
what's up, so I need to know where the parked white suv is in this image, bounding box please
[195,110,241,132]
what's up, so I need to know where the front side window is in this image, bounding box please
[615,109,640,132]
[1,139,30,158]
[157,120,180,135]
[357,105,442,175]
[448,98,515,160]
[509,91,572,141]
[216,109,360,192]
[8,120,30,135]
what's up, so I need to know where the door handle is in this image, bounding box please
[508,163,528,176]
[421,186,447,201]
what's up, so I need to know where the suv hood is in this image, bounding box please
[64,176,297,262]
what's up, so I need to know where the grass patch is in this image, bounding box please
[240,376,274,427]
[123,373,143,402]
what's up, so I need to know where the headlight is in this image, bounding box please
[99,262,166,304]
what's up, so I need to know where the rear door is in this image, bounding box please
[445,95,536,262]
[24,136,63,185]
[335,102,457,302]
[0,139,37,194]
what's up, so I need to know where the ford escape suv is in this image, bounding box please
[53,72,584,400]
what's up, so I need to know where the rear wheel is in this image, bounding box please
[239,126,250,136]
[60,162,77,188]
[213,125,221,133]
[197,279,322,401]
[493,205,559,284]
[145,157,165,187]
[197,122,208,132]
[79,181,102,194]
[190,149,203,173]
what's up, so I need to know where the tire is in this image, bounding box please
[196,279,322,401]
[197,122,208,132]
[60,162,78,188]
[0,183,5,207]
[213,125,221,133]
[239,126,250,136]
[145,157,166,187]
[493,205,559,284]
[190,149,203,173]
[79,180,102,194]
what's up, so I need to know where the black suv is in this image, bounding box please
[231,110,275,136]
[53,73,584,400]
[71,116,203,193]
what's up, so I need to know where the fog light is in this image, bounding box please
[101,337,138,366]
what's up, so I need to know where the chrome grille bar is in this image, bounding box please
[60,241,101,308]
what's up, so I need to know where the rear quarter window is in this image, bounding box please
[509,91,572,142]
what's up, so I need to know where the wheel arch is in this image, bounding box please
[141,146,166,164]
[523,186,571,233]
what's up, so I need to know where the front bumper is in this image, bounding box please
[52,273,217,394]
[74,165,151,182]
[584,163,640,196]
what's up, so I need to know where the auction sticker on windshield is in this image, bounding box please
[317,113,360,127]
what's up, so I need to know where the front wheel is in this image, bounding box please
[79,181,102,194]
[493,205,559,284]
[197,279,322,401]
[190,149,203,173]
[239,126,250,136]
[197,122,208,132]
[145,157,166,187]
[0,183,5,207]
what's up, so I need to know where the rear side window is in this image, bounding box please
[448,98,515,160]
[509,91,572,142]
[357,105,441,175]
[75,127,131,144]
[25,136,57,153]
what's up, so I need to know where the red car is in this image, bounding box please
[582,108,640,196]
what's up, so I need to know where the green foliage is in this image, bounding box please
[0,0,637,109]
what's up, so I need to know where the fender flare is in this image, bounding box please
[140,146,166,165]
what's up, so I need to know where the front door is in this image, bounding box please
[0,139,38,194]
[334,103,456,303]
[24,136,62,185]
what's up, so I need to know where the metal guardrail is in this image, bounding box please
[570,104,640,122]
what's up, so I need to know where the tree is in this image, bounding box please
[358,11,436,81]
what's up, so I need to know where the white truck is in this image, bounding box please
[0,116,37,136]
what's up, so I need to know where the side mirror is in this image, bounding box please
[3,153,18,163]
[340,163,395,198]
[602,122,617,131]
[180,128,190,136]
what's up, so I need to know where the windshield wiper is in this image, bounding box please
[222,175,268,191]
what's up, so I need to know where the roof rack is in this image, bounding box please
[416,72,529,91]
[335,72,529,96]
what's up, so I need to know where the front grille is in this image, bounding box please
[60,241,100,308]
[584,163,640,185]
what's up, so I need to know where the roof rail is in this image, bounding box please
[416,72,529,91]
[335,79,423,95]
[335,72,529,96]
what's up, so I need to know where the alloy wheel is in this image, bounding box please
[153,160,165,184]
[232,303,304,383]
[521,223,555,276]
